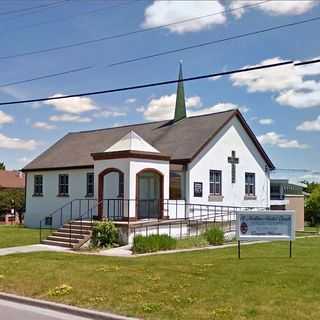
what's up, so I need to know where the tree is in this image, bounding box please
[0,162,5,170]
[305,184,320,226]
[0,189,25,218]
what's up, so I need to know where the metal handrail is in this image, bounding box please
[39,198,97,243]
[39,198,269,245]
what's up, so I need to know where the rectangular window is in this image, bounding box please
[210,170,222,196]
[33,175,43,196]
[170,171,185,200]
[58,174,69,196]
[118,173,124,198]
[86,173,94,197]
[245,173,255,196]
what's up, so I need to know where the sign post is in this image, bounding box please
[236,211,295,259]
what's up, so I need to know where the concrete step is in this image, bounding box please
[63,224,92,230]
[52,231,86,239]
[41,239,74,248]
[47,236,80,244]
[58,227,91,235]
[70,221,93,227]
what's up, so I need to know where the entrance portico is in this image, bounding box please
[92,131,170,221]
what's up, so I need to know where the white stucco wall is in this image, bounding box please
[129,159,170,218]
[25,169,95,228]
[94,158,169,219]
[94,158,130,200]
[187,117,270,209]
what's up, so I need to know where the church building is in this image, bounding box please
[23,64,274,233]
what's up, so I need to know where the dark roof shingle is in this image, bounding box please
[23,110,274,171]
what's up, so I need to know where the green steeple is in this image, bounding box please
[174,61,187,122]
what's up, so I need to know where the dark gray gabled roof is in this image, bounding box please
[23,110,275,171]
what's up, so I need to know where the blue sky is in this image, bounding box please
[0,0,319,181]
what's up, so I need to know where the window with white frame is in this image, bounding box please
[33,175,43,196]
[86,173,94,197]
[58,174,69,196]
[245,172,255,196]
[209,170,222,196]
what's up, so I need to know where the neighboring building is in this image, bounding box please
[22,64,275,230]
[270,179,306,231]
[0,170,25,224]
[0,170,25,190]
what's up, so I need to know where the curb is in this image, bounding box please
[0,292,139,320]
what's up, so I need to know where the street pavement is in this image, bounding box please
[0,299,95,320]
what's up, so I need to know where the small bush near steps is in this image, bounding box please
[204,227,224,245]
[132,234,177,254]
[91,220,119,248]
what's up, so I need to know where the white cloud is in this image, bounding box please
[0,111,14,125]
[276,86,320,108]
[125,98,136,104]
[44,94,98,114]
[0,133,39,150]
[231,57,301,92]
[297,116,320,131]
[112,122,127,128]
[143,93,248,120]
[189,102,248,116]
[299,173,320,183]
[49,114,92,123]
[258,132,309,149]
[186,96,202,109]
[143,93,202,121]
[136,106,145,113]
[94,110,127,118]
[259,118,274,125]
[17,157,30,163]
[0,87,26,100]
[230,0,317,19]
[143,0,226,34]
[32,121,57,130]
[230,56,320,109]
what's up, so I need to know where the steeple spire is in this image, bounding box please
[174,61,187,122]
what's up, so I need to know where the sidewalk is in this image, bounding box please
[0,244,70,256]
[0,235,318,258]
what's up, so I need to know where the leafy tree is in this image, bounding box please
[0,189,25,219]
[305,184,320,226]
[0,162,5,170]
[302,181,320,194]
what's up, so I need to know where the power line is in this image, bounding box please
[1,0,140,34]
[0,66,93,89]
[0,15,319,89]
[106,16,320,67]
[0,0,269,60]
[0,0,66,17]
[0,58,319,106]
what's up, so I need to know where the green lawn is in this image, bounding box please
[0,237,320,319]
[0,225,50,248]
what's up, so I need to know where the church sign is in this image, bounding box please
[236,211,295,258]
[236,211,295,241]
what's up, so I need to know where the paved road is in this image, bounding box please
[0,299,94,320]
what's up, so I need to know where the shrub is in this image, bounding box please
[91,220,119,248]
[204,227,224,245]
[132,234,176,254]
